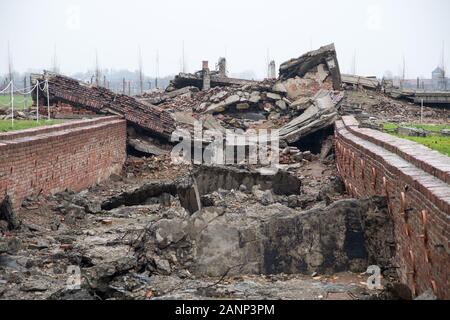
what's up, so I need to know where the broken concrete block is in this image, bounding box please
[302,151,313,161]
[272,82,287,93]
[0,195,20,230]
[279,90,340,143]
[275,100,287,110]
[236,103,250,110]
[206,94,240,114]
[397,127,427,137]
[249,92,261,104]
[154,257,172,275]
[291,97,313,110]
[279,43,341,91]
[21,280,49,292]
[266,92,282,101]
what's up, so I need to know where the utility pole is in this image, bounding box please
[181,41,185,73]
[400,54,406,89]
[7,41,13,82]
[402,54,406,80]
[155,50,159,89]
[95,50,100,86]
[441,41,446,90]
[138,46,144,95]
[52,43,58,73]
[351,50,356,75]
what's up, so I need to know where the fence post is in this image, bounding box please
[36,80,39,122]
[10,80,14,127]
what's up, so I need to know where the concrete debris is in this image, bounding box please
[341,74,380,90]
[0,195,20,230]
[128,138,170,156]
[414,289,437,300]
[278,43,341,91]
[397,126,428,137]
[279,90,342,143]
[6,44,449,301]
[135,195,394,277]
[168,68,259,92]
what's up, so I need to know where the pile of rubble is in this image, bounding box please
[0,154,402,300]
[340,89,450,123]
[4,43,448,301]
[0,108,37,121]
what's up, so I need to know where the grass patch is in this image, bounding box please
[383,122,450,157]
[0,120,63,132]
[399,135,450,157]
[0,94,33,110]
[383,122,450,133]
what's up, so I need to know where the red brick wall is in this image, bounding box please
[335,116,449,299]
[0,116,126,210]
[38,101,98,118]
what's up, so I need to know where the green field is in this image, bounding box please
[383,123,450,157]
[0,94,33,109]
[0,120,63,132]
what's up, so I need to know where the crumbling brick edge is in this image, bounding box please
[0,116,127,210]
[335,116,449,299]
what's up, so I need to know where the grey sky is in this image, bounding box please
[1,0,449,79]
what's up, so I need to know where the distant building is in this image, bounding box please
[397,66,449,91]
[431,66,447,90]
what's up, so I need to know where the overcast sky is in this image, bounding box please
[1,0,449,79]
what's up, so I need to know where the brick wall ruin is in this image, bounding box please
[0,116,126,209]
[33,73,175,139]
[335,116,449,299]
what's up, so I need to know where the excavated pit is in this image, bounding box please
[288,126,335,154]
[134,195,396,279]
[100,165,302,214]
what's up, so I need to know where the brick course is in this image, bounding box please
[34,74,175,139]
[335,116,449,299]
[0,116,126,210]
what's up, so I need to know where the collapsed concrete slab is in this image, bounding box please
[32,72,175,139]
[278,43,342,91]
[341,74,380,90]
[136,196,394,277]
[192,165,302,196]
[168,72,259,91]
[279,90,342,143]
